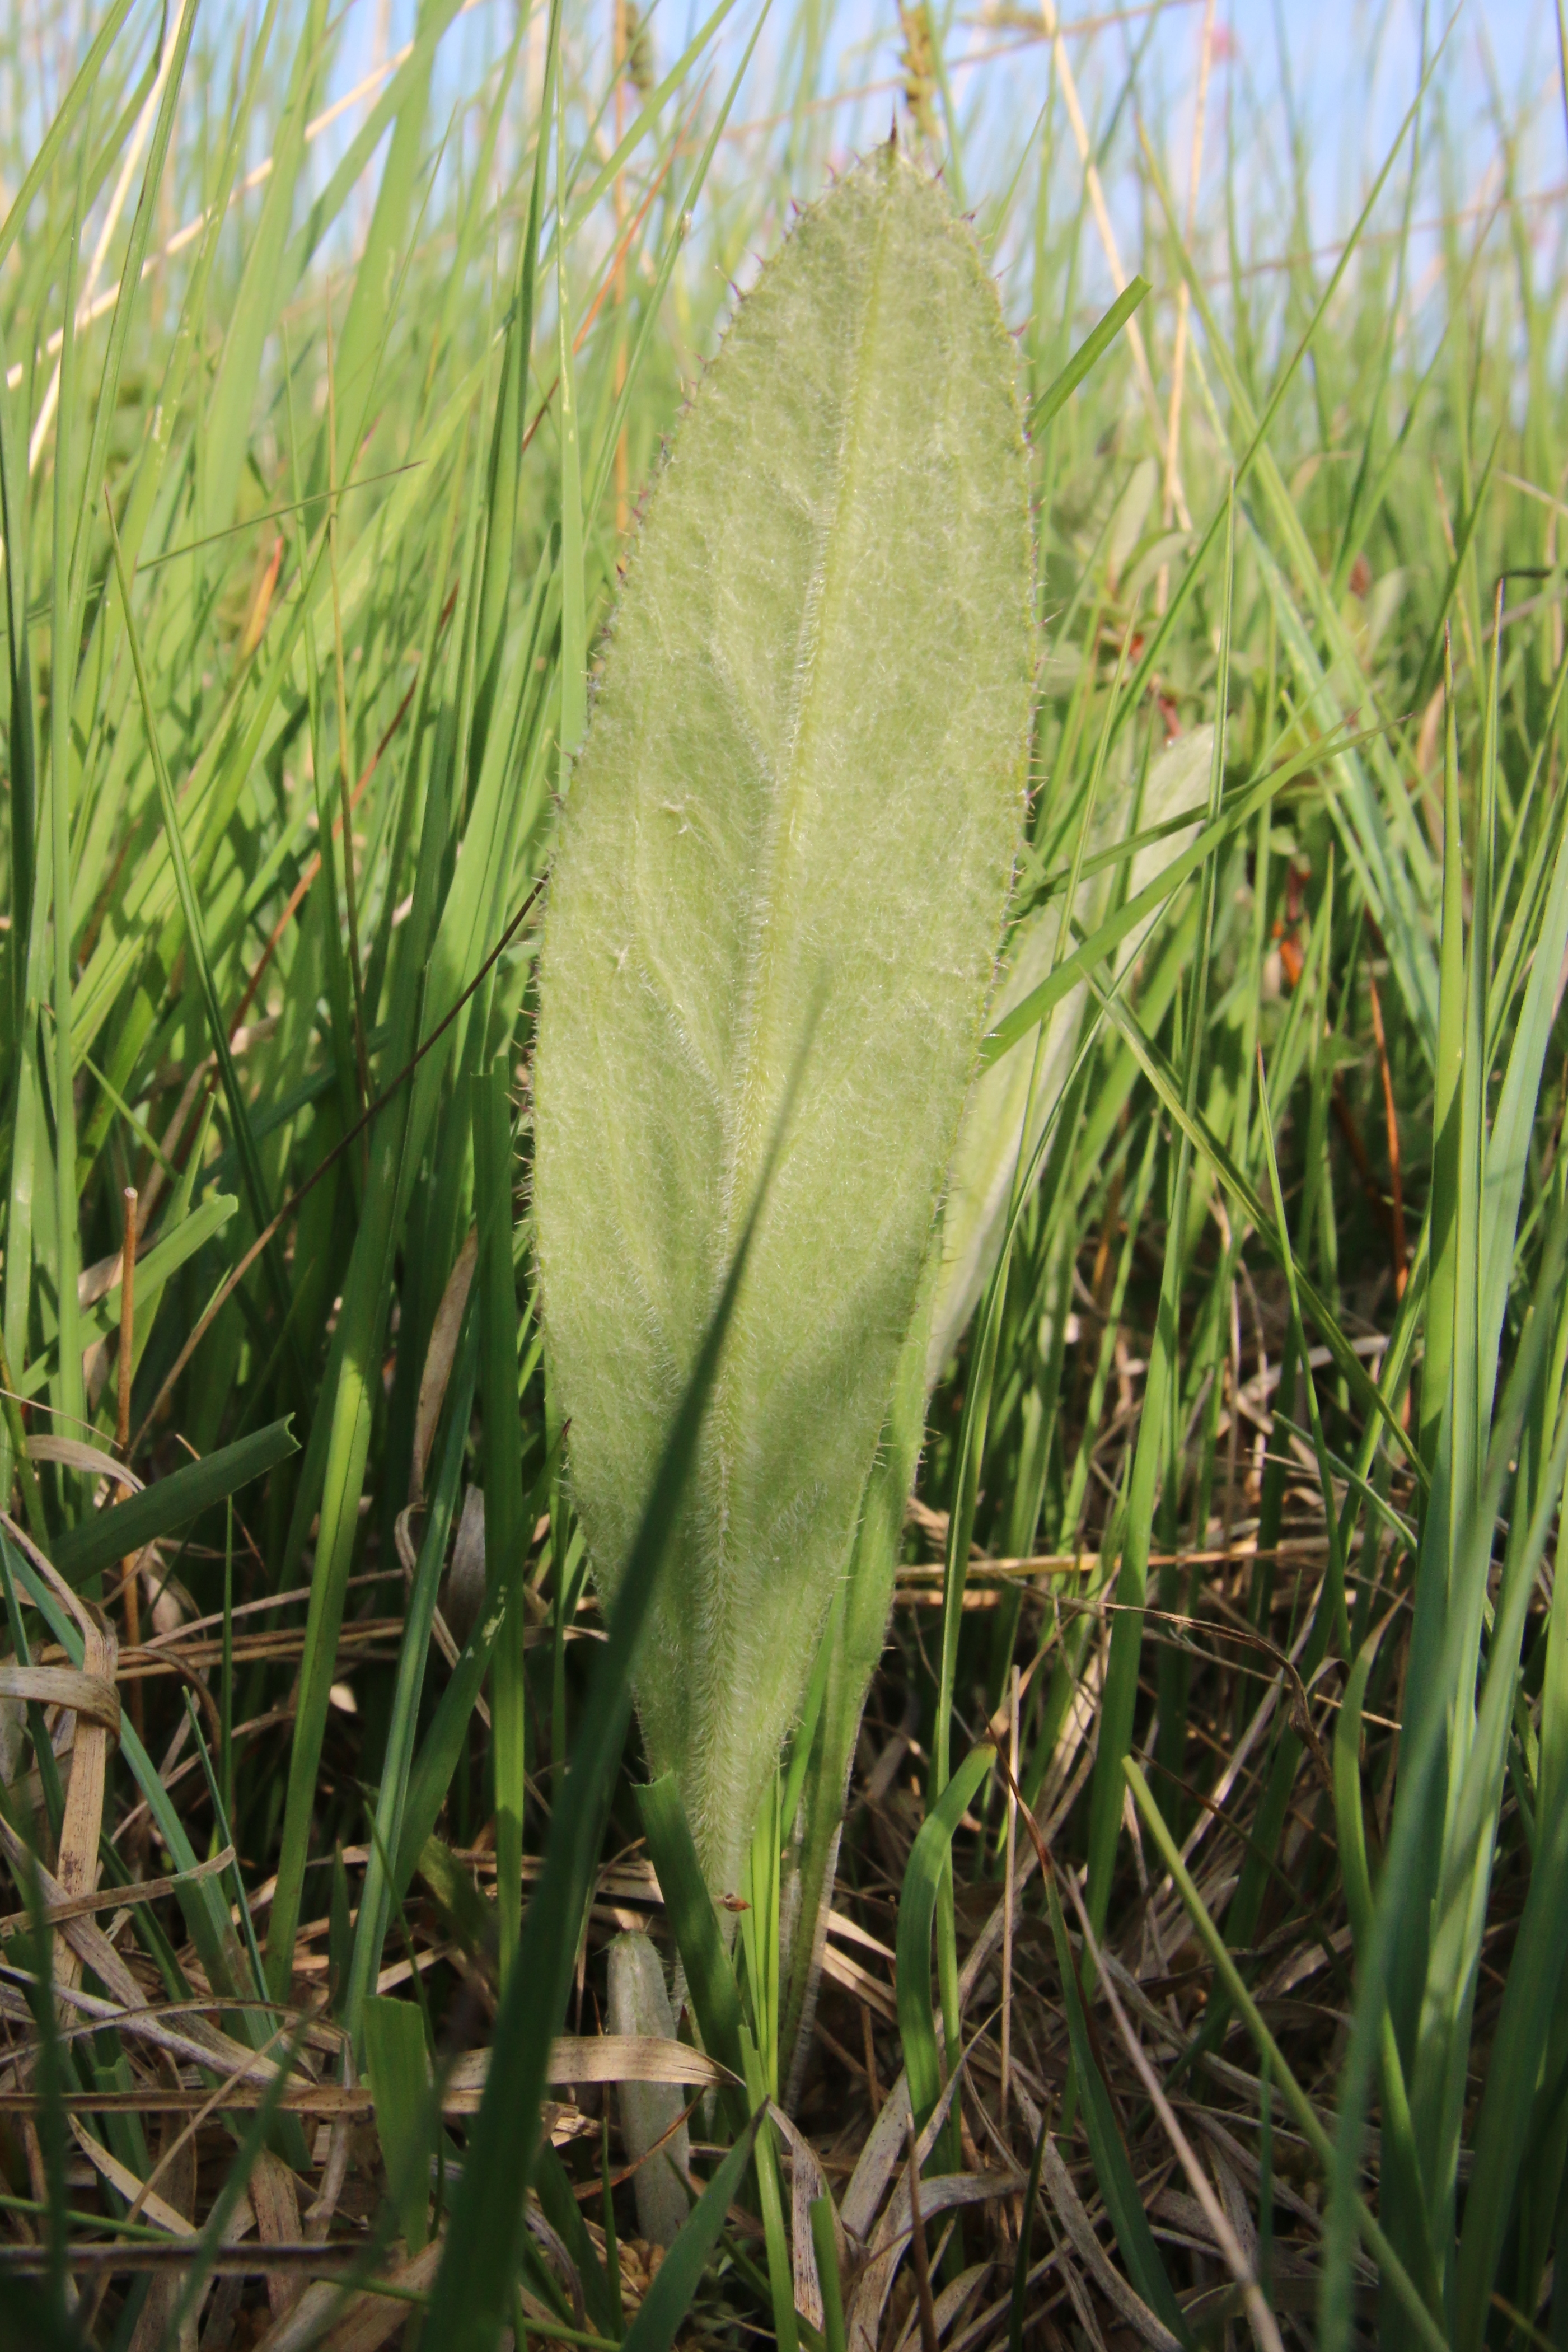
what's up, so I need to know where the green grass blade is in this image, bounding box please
[0,308,37,1037]
[895,1742,994,2136]
[981,723,1383,1069]
[50,1418,296,1586]
[1009,2112,1049,2352]
[471,0,559,776]
[392,1435,561,1907]
[637,1773,748,2108]
[1027,277,1150,431]
[200,0,331,535]
[363,1993,434,2255]
[103,504,293,1338]
[555,65,586,764]
[0,0,135,269]
[582,0,778,527]
[347,1314,478,2033]
[46,132,90,1470]
[1455,1795,1568,2348]
[475,1058,527,1986]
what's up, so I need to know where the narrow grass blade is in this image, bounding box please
[981,723,1383,1069]
[392,1429,560,1905]
[1009,2112,1049,2352]
[472,0,560,773]
[46,129,89,1465]
[812,2193,848,2352]
[104,504,293,1335]
[896,1742,994,2136]
[475,1059,527,1986]
[582,0,778,525]
[1027,277,1150,431]
[0,0,135,268]
[555,65,586,763]
[636,1773,748,2109]
[348,1318,477,2031]
[363,1993,434,2255]
[52,1418,296,1586]
[0,310,37,1034]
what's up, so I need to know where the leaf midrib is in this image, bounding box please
[687,170,901,1840]
[718,170,898,1276]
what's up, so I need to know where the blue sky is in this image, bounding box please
[307,0,1560,265]
[88,0,1551,343]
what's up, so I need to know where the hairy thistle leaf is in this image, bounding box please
[532,146,1033,1899]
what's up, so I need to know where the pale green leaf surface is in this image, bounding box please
[533,148,1033,1897]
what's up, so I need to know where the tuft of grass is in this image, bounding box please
[3,2,1568,2346]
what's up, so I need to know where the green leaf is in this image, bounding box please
[533,147,1033,1901]
[1027,276,1150,430]
[636,1773,748,2115]
[474,1060,527,1988]
[895,1742,994,2135]
[555,62,586,762]
[811,2194,847,2352]
[51,1419,297,1587]
[363,1994,434,2255]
